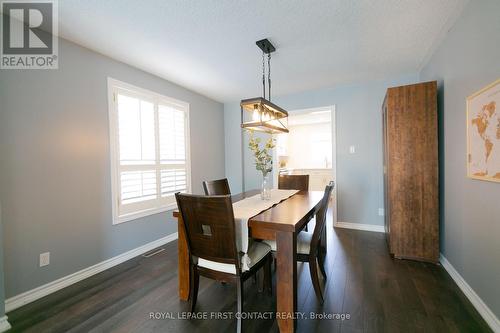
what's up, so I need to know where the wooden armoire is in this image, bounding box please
[382,81,439,263]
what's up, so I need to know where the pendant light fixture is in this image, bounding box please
[240,39,289,134]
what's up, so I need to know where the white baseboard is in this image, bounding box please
[440,254,500,333]
[334,221,385,233]
[5,232,178,313]
[0,316,11,333]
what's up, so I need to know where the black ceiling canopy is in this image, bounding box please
[256,39,275,54]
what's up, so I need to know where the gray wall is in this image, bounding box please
[0,204,5,317]
[419,0,500,320]
[0,38,225,298]
[224,74,418,226]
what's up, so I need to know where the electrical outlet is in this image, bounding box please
[378,208,385,216]
[349,145,356,154]
[40,252,50,267]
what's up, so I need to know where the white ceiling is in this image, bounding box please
[58,0,467,102]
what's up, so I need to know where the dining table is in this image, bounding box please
[173,189,324,333]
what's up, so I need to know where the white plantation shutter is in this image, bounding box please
[120,170,157,204]
[160,169,187,196]
[159,105,188,197]
[108,79,191,224]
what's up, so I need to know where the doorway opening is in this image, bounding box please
[273,105,337,224]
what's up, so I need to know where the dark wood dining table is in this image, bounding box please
[173,189,324,333]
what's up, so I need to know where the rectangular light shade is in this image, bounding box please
[240,97,289,134]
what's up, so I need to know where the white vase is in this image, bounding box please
[261,173,271,200]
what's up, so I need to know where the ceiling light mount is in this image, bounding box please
[256,38,276,54]
[240,38,288,134]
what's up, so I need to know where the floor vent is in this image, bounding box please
[142,248,165,258]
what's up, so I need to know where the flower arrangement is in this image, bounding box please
[248,131,275,177]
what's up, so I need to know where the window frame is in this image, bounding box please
[107,77,192,225]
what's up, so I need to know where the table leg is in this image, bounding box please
[177,216,190,301]
[276,231,297,333]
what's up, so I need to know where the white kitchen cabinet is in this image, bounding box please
[289,168,333,191]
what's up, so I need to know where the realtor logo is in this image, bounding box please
[1,0,58,69]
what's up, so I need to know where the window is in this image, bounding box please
[108,78,191,224]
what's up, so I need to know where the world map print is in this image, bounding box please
[467,80,500,182]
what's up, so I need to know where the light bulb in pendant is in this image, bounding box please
[252,105,260,121]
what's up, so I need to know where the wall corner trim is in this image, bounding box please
[0,316,11,333]
[416,0,469,73]
[440,254,500,332]
[5,232,178,313]
[334,221,385,233]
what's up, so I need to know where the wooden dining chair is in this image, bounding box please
[202,178,263,286]
[278,174,309,191]
[279,174,311,230]
[264,182,334,303]
[203,178,231,195]
[175,193,272,333]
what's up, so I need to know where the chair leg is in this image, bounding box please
[263,255,272,295]
[190,266,199,312]
[308,257,324,304]
[318,252,327,280]
[320,226,327,254]
[236,279,244,333]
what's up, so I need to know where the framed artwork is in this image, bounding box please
[467,78,500,182]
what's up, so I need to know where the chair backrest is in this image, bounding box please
[175,193,239,270]
[311,181,334,254]
[278,174,309,191]
[202,178,231,195]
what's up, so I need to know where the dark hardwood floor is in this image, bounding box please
[7,219,491,333]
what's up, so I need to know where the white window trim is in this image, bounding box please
[107,77,192,225]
